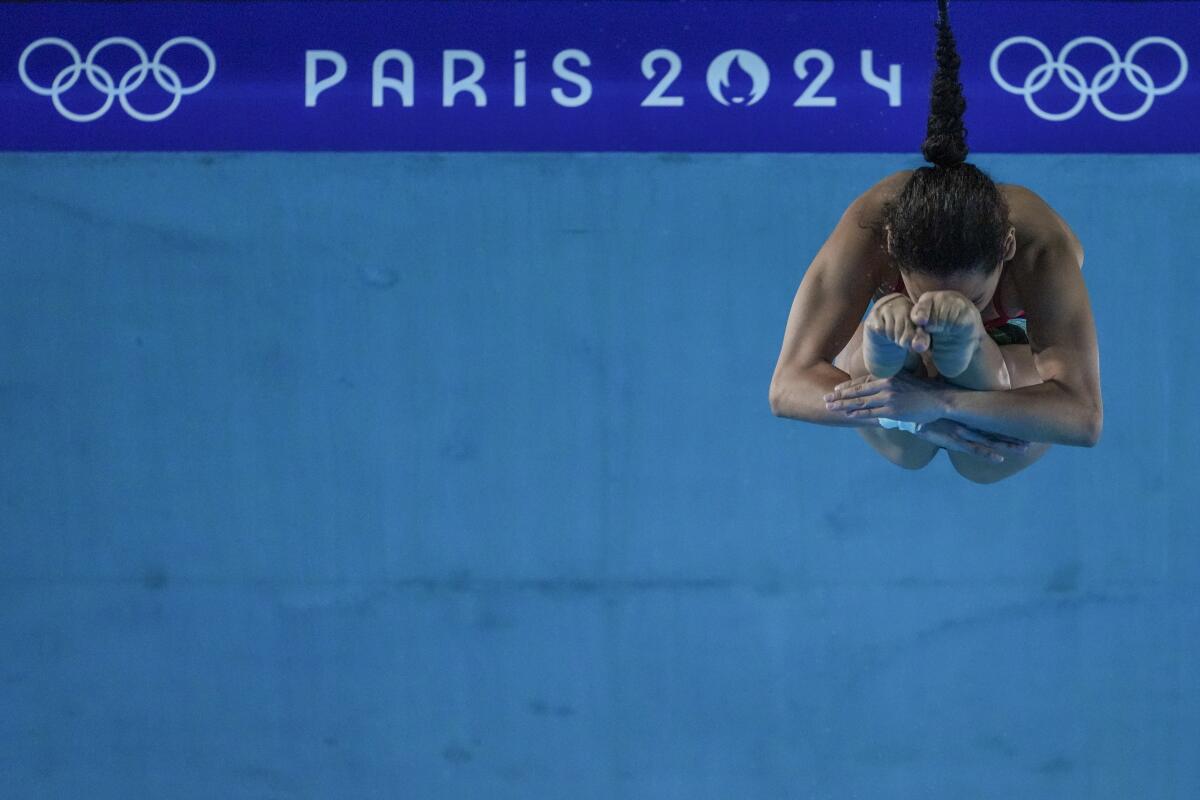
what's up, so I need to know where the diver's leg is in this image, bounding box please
[947,343,1052,483]
[910,291,1012,390]
[833,320,939,470]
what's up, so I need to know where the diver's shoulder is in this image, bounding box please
[998,181,1040,209]
[999,182,1083,257]
[997,181,1055,226]
[855,170,915,221]
[873,169,916,198]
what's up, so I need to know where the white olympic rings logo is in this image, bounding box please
[990,35,1187,122]
[19,36,216,122]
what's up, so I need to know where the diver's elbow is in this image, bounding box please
[768,381,786,417]
[1081,406,1102,447]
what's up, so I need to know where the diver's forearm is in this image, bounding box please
[771,363,888,428]
[941,379,1101,446]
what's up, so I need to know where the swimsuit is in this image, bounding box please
[889,273,1029,346]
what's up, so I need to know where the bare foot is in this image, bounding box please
[909,290,984,378]
[863,293,923,378]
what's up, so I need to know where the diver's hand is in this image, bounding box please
[862,293,924,378]
[912,419,1032,462]
[825,372,1033,461]
[910,290,985,378]
[824,371,948,427]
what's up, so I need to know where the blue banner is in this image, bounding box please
[0,0,1195,151]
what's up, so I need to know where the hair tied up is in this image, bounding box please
[921,0,968,168]
[866,0,1011,279]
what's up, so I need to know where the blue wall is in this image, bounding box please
[1,152,1197,797]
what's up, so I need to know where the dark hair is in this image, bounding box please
[871,0,1011,277]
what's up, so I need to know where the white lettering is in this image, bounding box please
[373,49,415,107]
[642,49,684,107]
[861,50,902,106]
[551,49,592,107]
[443,50,487,107]
[793,50,836,107]
[305,50,347,107]
[513,49,527,107]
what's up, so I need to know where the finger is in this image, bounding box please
[829,378,888,400]
[827,375,869,399]
[985,438,1031,452]
[992,433,1031,446]
[830,378,881,399]
[963,426,1031,448]
[830,376,862,394]
[910,328,930,352]
[910,296,932,327]
[830,394,890,412]
[903,318,927,350]
[874,293,909,313]
[955,427,990,444]
[924,297,952,333]
[952,437,1006,462]
[983,432,1030,447]
[826,396,884,412]
[953,423,1029,449]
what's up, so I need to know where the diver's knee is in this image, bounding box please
[878,437,939,469]
[857,428,938,470]
[949,446,1048,483]
[999,344,1042,390]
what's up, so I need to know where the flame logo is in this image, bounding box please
[707,49,770,106]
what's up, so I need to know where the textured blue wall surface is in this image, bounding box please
[0,152,1196,798]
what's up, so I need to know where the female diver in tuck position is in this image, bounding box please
[768,0,1102,483]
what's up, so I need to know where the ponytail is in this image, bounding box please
[921,0,969,168]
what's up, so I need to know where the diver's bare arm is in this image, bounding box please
[772,361,893,428]
[941,242,1101,446]
[770,181,899,428]
[941,380,1098,447]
